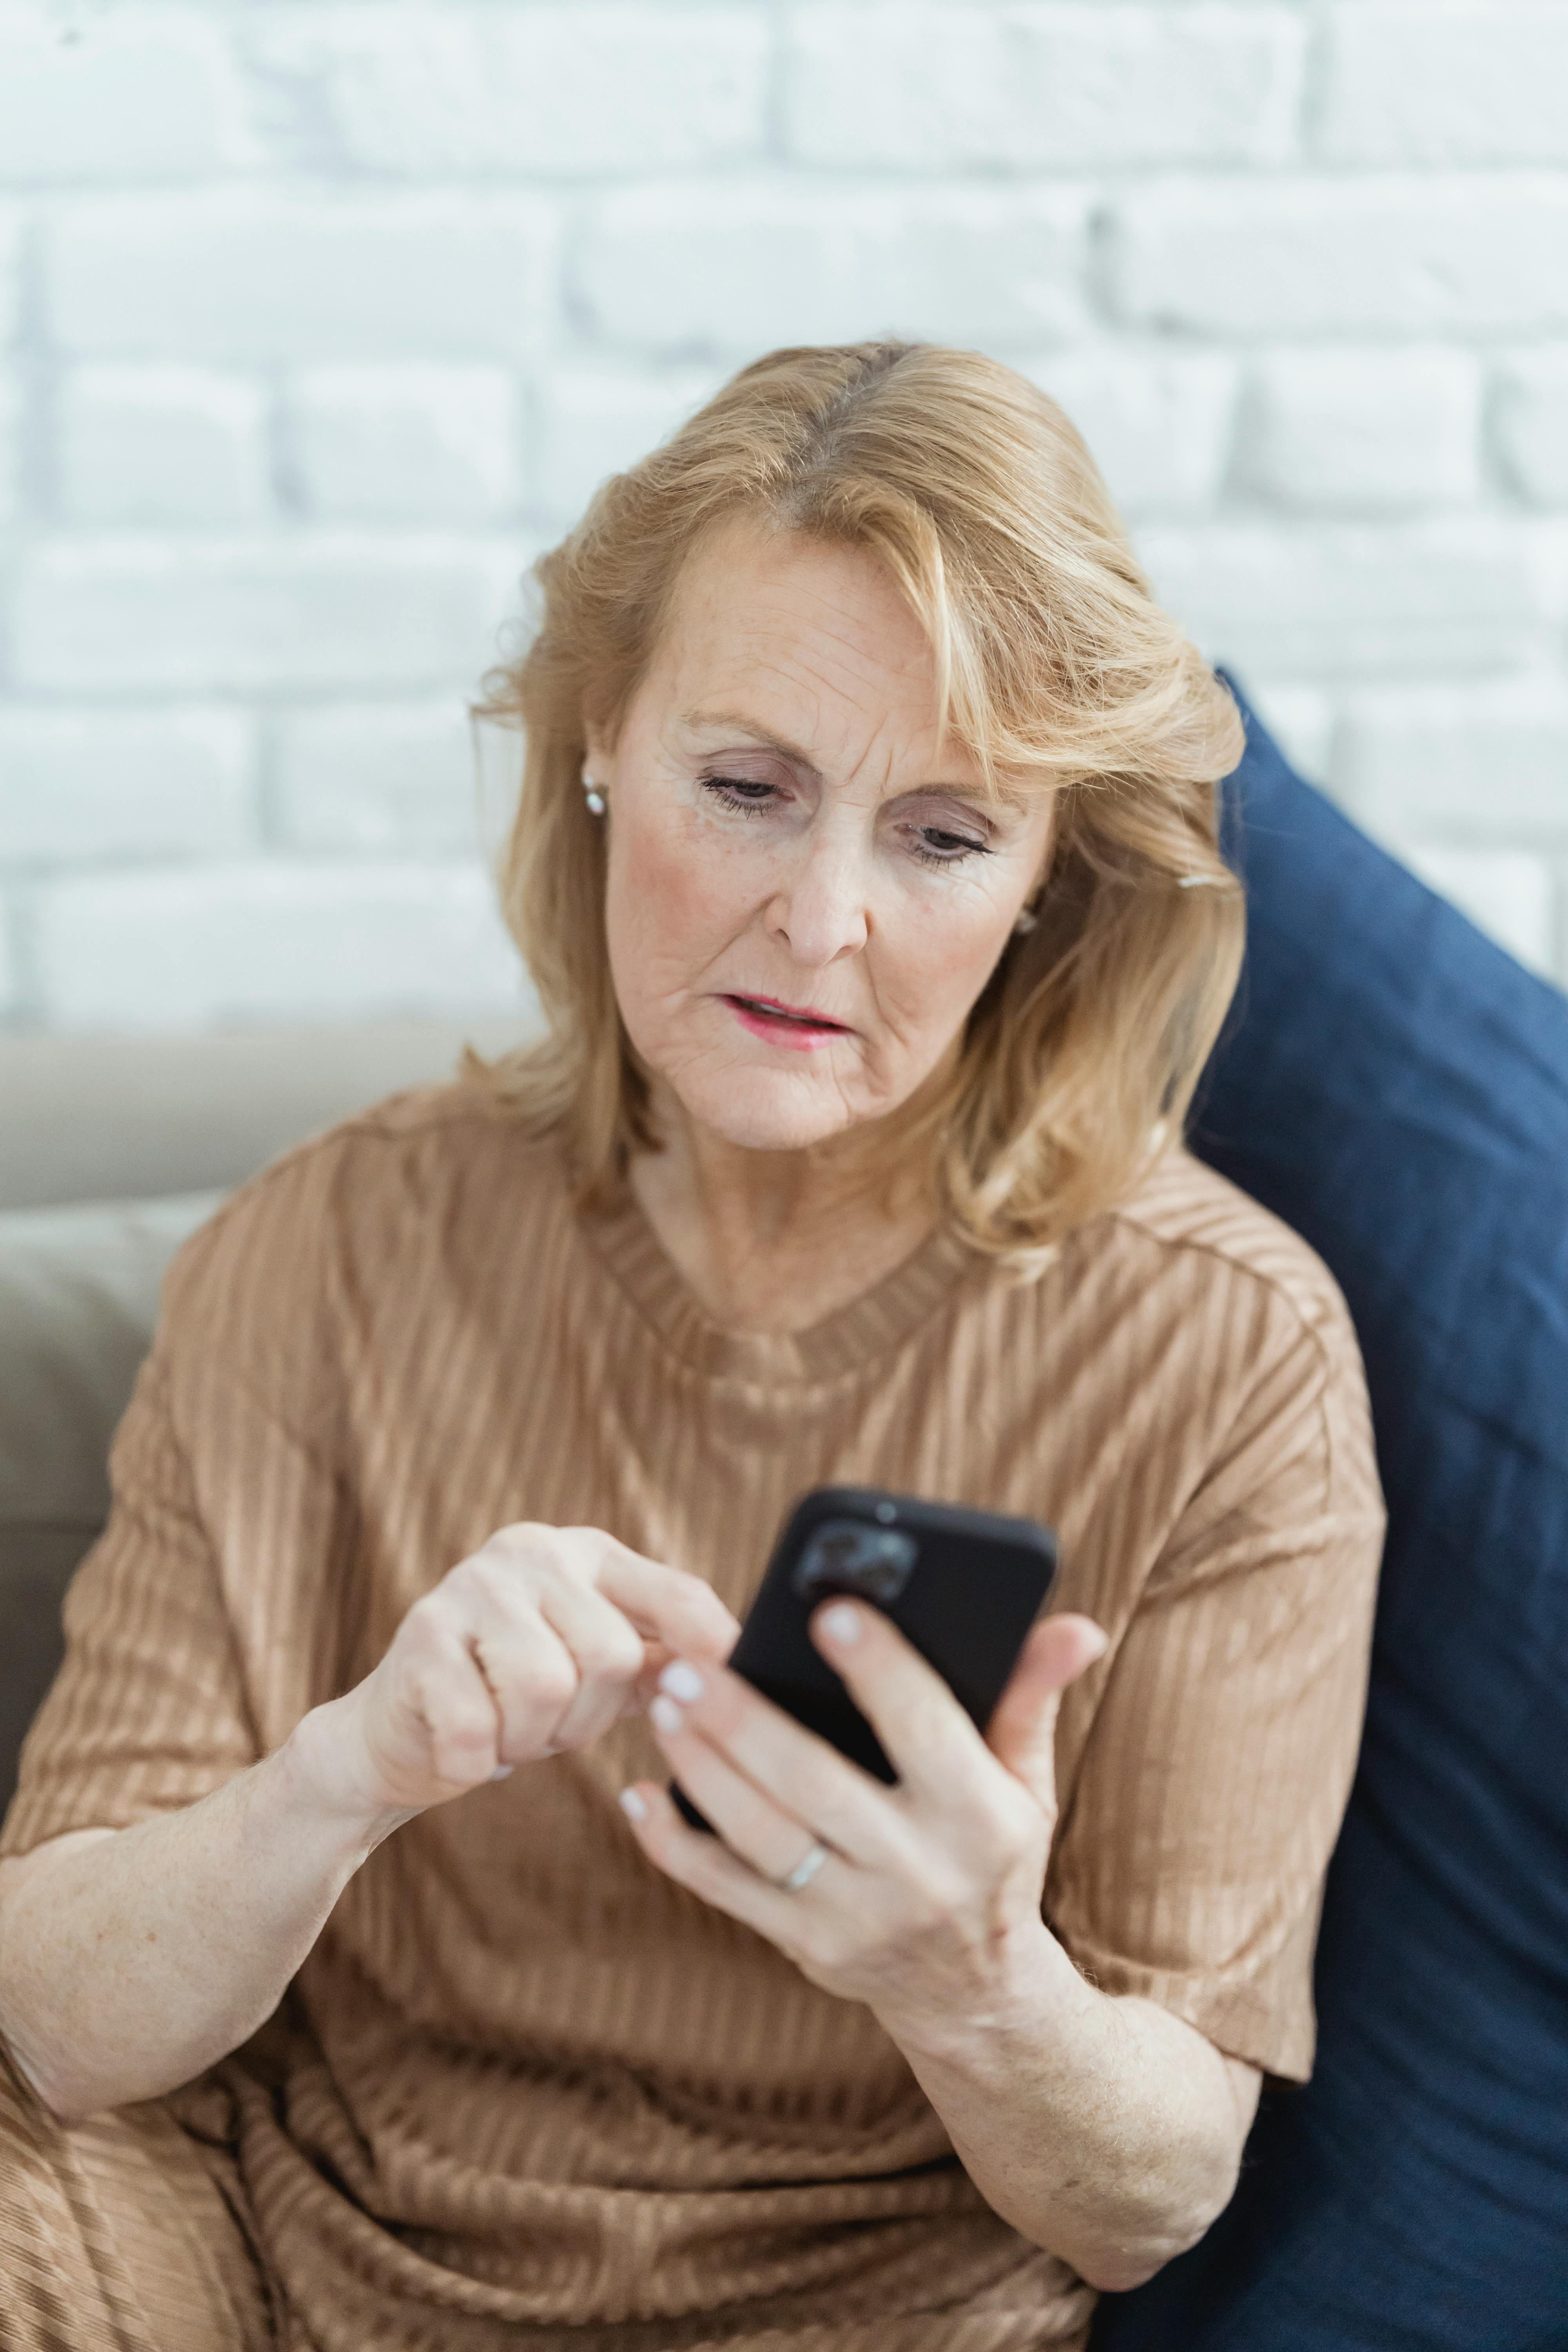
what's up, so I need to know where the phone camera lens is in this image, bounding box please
[795,1519,918,1604]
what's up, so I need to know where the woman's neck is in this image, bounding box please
[627,1091,941,1338]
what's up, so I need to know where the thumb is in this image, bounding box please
[986,1614,1109,1807]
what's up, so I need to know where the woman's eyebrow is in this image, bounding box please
[681,709,821,774]
[680,708,1016,814]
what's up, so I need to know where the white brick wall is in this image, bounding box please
[1239,349,1482,512]
[35,862,521,1031]
[0,368,22,529]
[0,212,23,348]
[245,8,773,177]
[0,0,1564,1036]
[273,703,486,854]
[286,368,522,523]
[1318,3,1568,167]
[15,537,522,693]
[48,193,557,362]
[0,8,248,180]
[1112,178,1568,340]
[781,7,1308,171]
[59,368,273,526]
[0,708,254,860]
[1496,353,1568,505]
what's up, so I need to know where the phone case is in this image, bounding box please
[672,1486,1058,1830]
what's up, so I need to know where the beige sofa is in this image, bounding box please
[0,1014,530,1814]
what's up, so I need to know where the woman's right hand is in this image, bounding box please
[0,1524,737,2126]
[323,1525,741,1822]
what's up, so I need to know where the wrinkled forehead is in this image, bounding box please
[633,516,998,796]
[655,518,936,690]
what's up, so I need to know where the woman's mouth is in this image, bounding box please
[720,994,851,1053]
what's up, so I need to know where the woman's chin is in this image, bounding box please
[666,1067,880,1156]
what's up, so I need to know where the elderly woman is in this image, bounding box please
[0,343,1382,2352]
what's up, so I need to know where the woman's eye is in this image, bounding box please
[911,825,988,867]
[700,775,777,816]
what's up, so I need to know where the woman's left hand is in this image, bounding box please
[619,1600,1108,2051]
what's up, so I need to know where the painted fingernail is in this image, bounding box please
[659,1660,705,1702]
[490,1764,515,1781]
[619,1788,648,1822]
[650,1694,684,1736]
[820,1602,862,1645]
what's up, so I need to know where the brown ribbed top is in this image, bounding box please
[3,1087,1384,2352]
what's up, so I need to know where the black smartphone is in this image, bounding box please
[672,1486,1058,1831]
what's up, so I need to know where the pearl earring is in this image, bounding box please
[582,771,606,816]
[1013,903,1038,936]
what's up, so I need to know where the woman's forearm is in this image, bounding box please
[0,1529,739,2130]
[887,1927,1257,2294]
[0,1696,403,2126]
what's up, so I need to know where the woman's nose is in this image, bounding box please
[764,836,871,966]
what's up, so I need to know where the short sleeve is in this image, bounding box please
[1,1140,355,1863]
[1045,1299,1385,2082]
[0,1346,259,1857]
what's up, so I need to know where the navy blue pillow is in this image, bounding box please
[1091,682,1568,2351]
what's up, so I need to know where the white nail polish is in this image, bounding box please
[619,1788,648,1822]
[660,1660,705,1702]
[650,1694,684,1736]
[490,1764,515,1781]
[822,1602,861,1644]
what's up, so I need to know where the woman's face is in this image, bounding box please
[589,521,1055,1158]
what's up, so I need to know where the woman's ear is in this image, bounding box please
[1030,792,1066,898]
[580,695,615,779]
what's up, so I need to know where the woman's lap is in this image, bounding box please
[0,2048,272,2352]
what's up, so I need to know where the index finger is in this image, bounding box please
[590,1537,740,1661]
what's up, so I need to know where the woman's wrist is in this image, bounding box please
[873,1913,1091,2077]
[281,1693,420,1859]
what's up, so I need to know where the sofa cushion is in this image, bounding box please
[0,1013,530,1212]
[0,1193,220,1814]
[1092,685,1568,2347]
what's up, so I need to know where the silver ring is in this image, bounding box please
[777,1840,829,1893]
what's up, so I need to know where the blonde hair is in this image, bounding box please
[472,341,1245,1264]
